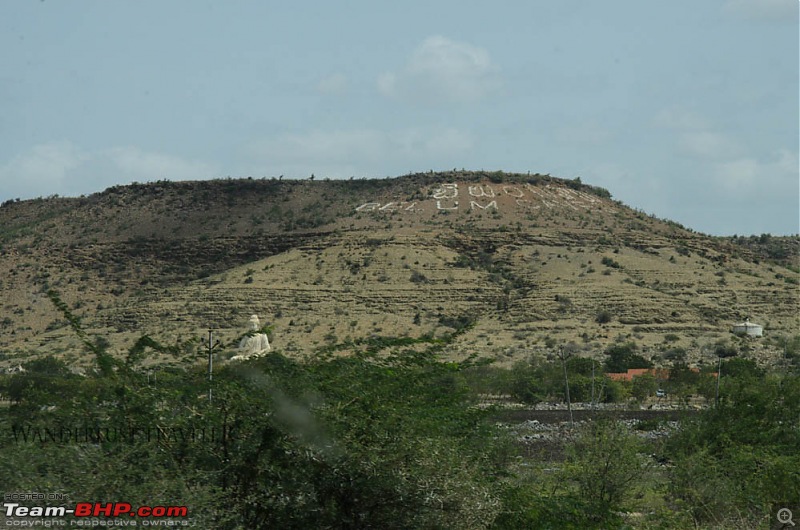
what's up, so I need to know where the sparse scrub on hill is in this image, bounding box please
[1,169,798,516]
[595,309,613,324]
[409,269,428,283]
[663,347,687,362]
[601,256,621,269]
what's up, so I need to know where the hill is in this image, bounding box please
[0,170,797,370]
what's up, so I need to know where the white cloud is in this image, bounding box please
[653,107,708,131]
[0,141,87,199]
[106,146,215,181]
[679,131,740,159]
[378,36,501,104]
[316,73,348,95]
[244,127,474,177]
[247,129,387,164]
[653,107,741,160]
[581,162,662,198]
[0,143,216,200]
[724,0,798,22]
[653,105,797,232]
[713,149,799,196]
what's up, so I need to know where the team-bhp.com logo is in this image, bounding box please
[4,501,188,518]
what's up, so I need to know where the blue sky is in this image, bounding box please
[1,0,797,235]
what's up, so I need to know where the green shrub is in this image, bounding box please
[563,419,650,514]
[604,343,651,372]
[600,256,621,269]
[595,309,613,324]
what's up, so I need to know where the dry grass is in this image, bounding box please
[0,172,797,369]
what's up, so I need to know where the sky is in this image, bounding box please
[1,0,797,236]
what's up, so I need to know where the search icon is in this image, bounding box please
[778,508,796,527]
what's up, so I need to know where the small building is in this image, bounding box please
[732,319,763,337]
[605,367,715,382]
[606,368,669,382]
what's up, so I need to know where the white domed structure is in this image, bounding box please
[732,319,763,337]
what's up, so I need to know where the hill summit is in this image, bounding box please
[0,171,797,369]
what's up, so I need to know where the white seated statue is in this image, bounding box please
[231,314,271,361]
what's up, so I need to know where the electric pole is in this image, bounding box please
[208,329,213,403]
[558,346,574,428]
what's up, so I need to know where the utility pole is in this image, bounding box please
[208,329,213,403]
[715,352,722,407]
[558,346,574,428]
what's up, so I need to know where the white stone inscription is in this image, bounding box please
[470,200,497,210]
[468,185,495,198]
[433,183,458,199]
[353,180,608,215]
[356,202,417,212]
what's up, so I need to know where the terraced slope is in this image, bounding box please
[0,171,797,369]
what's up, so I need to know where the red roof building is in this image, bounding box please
[603,367,717,382]
[606,368,670,382]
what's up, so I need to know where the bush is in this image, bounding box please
[563,419,650,514]
[664,347,686,361]
[595,310,613,324]
[714,341,738,358]
[600,256,621,269]
[0,350,504,528]
[604,343,652,372]
[721,357,763,379]
[509,362,547,404]
[409,270,428,283]
[631,373,658,401]
[666,374,800,525]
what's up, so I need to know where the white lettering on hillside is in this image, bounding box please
[468,185,495,198]
[470,200,497,210]
[432,183,458,199]
[354,181,608,214]
[356,202,417,212]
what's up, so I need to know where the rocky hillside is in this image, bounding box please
[1,171,797,369]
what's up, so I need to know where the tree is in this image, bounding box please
[604,343,652,373]
[0,348,508,528]
[509,361,546,404]
[631,373,658,402]
[712,342,738,405]
[720,357,763,379]
[563,419,649,514]
[3,356,75,405]
[666,374,800,526]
